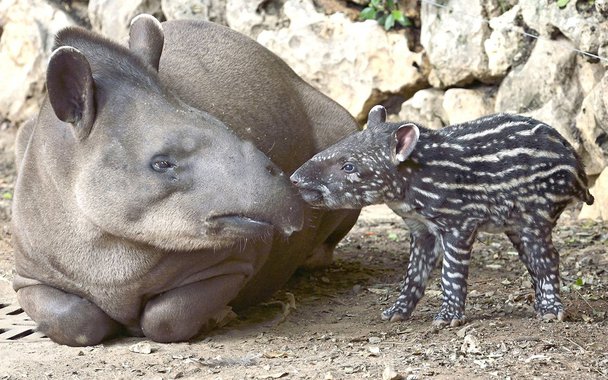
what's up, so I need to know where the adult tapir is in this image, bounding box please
[12,15,360,346]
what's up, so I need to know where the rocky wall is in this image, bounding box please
[0,0,606,219]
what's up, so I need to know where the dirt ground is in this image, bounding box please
[0,126,607,379]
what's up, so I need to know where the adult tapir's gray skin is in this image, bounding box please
[12,15,360,346]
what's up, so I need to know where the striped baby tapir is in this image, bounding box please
[290,105,594,327]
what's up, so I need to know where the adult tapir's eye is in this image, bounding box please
[341,163,357,173]
[151,156,176,172]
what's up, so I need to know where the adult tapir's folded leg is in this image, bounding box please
[17,285,121,346]
[141,274,245,343]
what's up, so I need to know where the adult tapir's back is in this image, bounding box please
[159,20,355,172]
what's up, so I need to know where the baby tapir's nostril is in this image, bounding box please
[289,173,300,185]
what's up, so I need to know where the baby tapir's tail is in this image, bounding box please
[581,189,595,205]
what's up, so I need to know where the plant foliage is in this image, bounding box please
[360,0,412,31]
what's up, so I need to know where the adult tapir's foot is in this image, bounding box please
[17,285,120,346]
[141,274,244,342]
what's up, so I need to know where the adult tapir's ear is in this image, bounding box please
[46,46,96,140]
[129,14,164,71]
[393,123,420,163]
[367,105,387,129]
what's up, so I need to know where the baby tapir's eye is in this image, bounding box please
[151,155,177,172]
[341,163,357,173]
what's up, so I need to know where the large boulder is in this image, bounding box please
[575,73,608,175]
[0,0,75,125]
[484,4,529,77]
[161,0,227,24]
[256,0,425,121]
[395,88,447,130]
[226,0,289,37]
[579,167,608,220]
[494,37,582,153]
[442,87,496,125]
[519,0,608,67]
[420,0,497,87]
[88,0,163,41]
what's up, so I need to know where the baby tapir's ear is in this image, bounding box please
[46,46,96,140]
[367,105,387,129]
[129,14,164,71]
[394,123,420,163]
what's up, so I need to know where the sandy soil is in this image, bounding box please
[0,127,607,379]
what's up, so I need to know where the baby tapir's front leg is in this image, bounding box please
[382,220,442,322]
[433,230,475,328]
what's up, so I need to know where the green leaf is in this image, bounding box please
[557,0,569,8]
[360,7,377,20]
[2,192,12,200]
[384,13,395,30]
[575,277,584,286]
[392,10,411,26]
[386,0,396,9]
[371,0,381,8]
[388,233,398,241]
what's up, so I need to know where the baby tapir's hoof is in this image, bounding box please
[432,306,466,328]
[381,304,413,322]
[538,308,565,322]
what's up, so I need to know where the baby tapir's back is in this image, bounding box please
[406,113,594,230]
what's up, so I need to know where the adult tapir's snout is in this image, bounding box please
[203,138,305,239]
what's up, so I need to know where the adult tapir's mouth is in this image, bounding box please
[207,214,275,237]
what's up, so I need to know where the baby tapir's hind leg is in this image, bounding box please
[506,226,564,321]
[433,231,475,328]
[17,285,121,346]
[382,220,441,322]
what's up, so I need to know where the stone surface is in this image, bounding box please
[394,88,446,130]
[442,87,496,125]
[495,37,583,156]
[0,0,75,125]
[257,0,425,121]
[575,73,608,175]
[226,0,288,37]
[420,0,495,87]
[519,0,608,63]
[484,5,528,77]
[161,0,227,24]
[88,0,162,42]
[579,167,608,220]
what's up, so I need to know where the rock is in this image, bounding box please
[0,0,75,125]
[88,0,162,42]
[420,0,496,87]
[495,37,584,158]
[519,0,608,66]
[161,0,227,24]
[442,87,495,125]
[394,89,446,130]
[484,5,529,77]
[579,167,608,220]
[226,0,289,38]
[382,365,403,380]
[129,341,154,354]
[256,0,425,121]
[575,73,608,175]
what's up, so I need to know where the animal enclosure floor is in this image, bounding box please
[0,204,606,379]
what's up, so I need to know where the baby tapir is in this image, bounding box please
[12,16,359,346]
[291,105,594,327]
